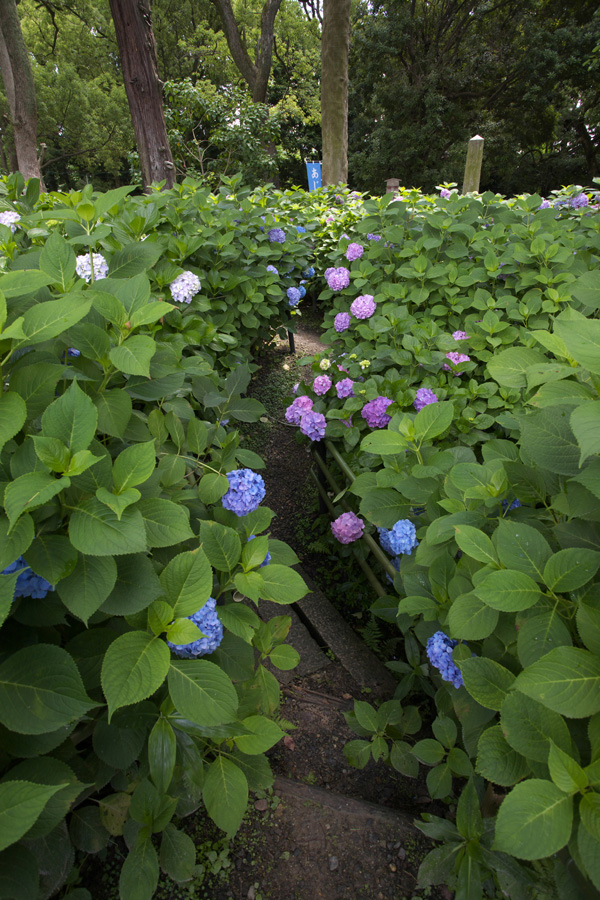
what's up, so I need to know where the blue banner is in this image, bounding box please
[306,161,322,191]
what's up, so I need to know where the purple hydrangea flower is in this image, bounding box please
[170,271,201,304]
[268,228,286,243]
[0,210,21,232]
[266,265,279,275]
[378,520,418,556]
[331,511,364,544]
[334,312,351,333]
[350,295,376,319]
[361,396,393,429]
[222,469,266,517]
[414,388,438,411]
[287,287,301,307]
[248,535,271,567]
[313,375,332,395]
[346,243,364,262]
[299,410,326,441]
[443,352,470,372]
[367,233,381,241]
[452,331,470,341]
[538,199,551,210]
[68,348,81,358]
[167,598,223,658]
[76,252,109,283]
[286,396,313,425]
[3,557,54,599]
[326,267,350,292]
[292,383,299,394]
[426,631,464,689]
[570,193,589,209]
[336,378,355,399]
[439,188,452,199]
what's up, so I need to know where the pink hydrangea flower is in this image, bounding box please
[300,410,326,441]
[336,378,355,399]
[334,312,351,332]
[346,243,364,261]
[285,396,313,425]
[350,294,376,319]
[326,267,350,292]
[361,396,393,428]
[313,375,332,395]
[452,331,470,341]
[414,388,438,411]
[331,511,364,544]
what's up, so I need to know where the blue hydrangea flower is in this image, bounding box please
[287,287,301,307]
[426,631,464,689]
[222,469,266,517]
[248,535,271,567]
[266,265,279,275]
[3,557,54,599]
[167,598,223,658]
[502,498,522,513]
[268,228,285,243]
[378,520,418,556]
[297,285,306,299]
[296,226,306,233]
[68,348,81,357]
[302,267,315,278]
[385,556,401,585]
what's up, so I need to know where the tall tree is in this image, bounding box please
[108,0,174,190]
[0,0,42,182]
[321,0,351,185]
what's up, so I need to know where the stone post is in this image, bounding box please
[386,177,399,195]
[462,135,484,194]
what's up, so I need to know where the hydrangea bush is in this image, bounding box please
[0,175,310,900]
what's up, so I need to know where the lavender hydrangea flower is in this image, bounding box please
[414,388,438,411]
[336,378,355,399]
[76,252,109,283]
[167,598,223,658]
[313,375,332,395]
[286,396,313,425]
[570,193,589,209]
[326,267,350,291]
[378,520,418,556]
[268,228,286,243]
[331,511,364,544]
[452,331,470,341]
[443,352,470,372]
[222,469,266,517]
[426,631,464,689]
[538,199,551,209]
[346,243,364,261]
[287,287,301,307]
[367,233,381,241]
[248,535,271,567]
[361,396,393,429]
[292,383,299,394]
[266,265,279,275]
[334,312,351,333]
[350,295,376,319]
[439,188,452,199]
[3,557,54,599]
[299,410,326,441]
[170,271,201,304]
[0,210,21,232]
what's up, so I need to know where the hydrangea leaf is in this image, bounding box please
[494,780,573,859]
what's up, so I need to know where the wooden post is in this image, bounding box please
[386,177,399,195]
[462,135,484,194]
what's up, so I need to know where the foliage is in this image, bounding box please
[294,183,600,897]
[0,173,312,899]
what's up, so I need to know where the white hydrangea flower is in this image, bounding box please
[170,271,201,304]
[0,211,21,233]
[75,252,109,283]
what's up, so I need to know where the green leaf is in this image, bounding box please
[0,781,64,851]
[100,554,162,615]
[456,779,483,840]
[579,821,600,890]
[32,436,70,472]
[426,763,452,799]
[571,402,600,465]
[461,657,516,711]
[94,389,132,438]
[554,316,600,375]
[139,498,194,548]
[165,618,201,644]
[453,524,498,565]
[577,601,600,655]
[269,644,300,671]
[24,534,76,585]
[0,391,26,454]
[96,487,141,519]
[129,300,174,329]
[197,472,229,504]
[159,549,213,618]
[21,295,92,344]
[57,555,118,624]
[159,824,196,883]
[168,659,238,725]
[259,564,308,604]
[414,400,454,443]
[476,725,530,786]
[501,691,571,761]
[101,632,170,719]
[495,520,552,581]
[548,742,588,794]
[69,805,109,854]
[412,739,445,765]
[113,441,156,492]
[148,718,176,795]
[69,498,147,556]
[353,700,378,732]
[4,472,70,530]
[487,347,547,388]
[344,739,371,769]
[109,241,164,279]
[476,569,541,611]
[234,715,284,754]
[448,594,499,640]
[202,757,248,836]
[0,844,39,899]
[361,430,409,455]
[0,571,18,629]
[9,362,63,420]
[543,548,600,592]
[90,289,128,326]
[110,336,156,377]
[119,833,159,900]
[199,520,241,572]
[517,611,572,667]
[0,514,34,572]
[580,793,600,842]
[514,647,600,718]
[39,231,76,289]
[0,269,53,298]
[520,408,580,476]
[42,380,97,453]
[0,643,96,734]
[494,780,573,859]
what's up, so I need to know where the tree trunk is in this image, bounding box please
[321,0,351,186]
[0,0,43,182]
[211,0,282,103]
[108,0,175,191]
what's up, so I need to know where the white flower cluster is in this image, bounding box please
[170,271,202,304]
[75,252,109,283]
[0,211,21,233]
